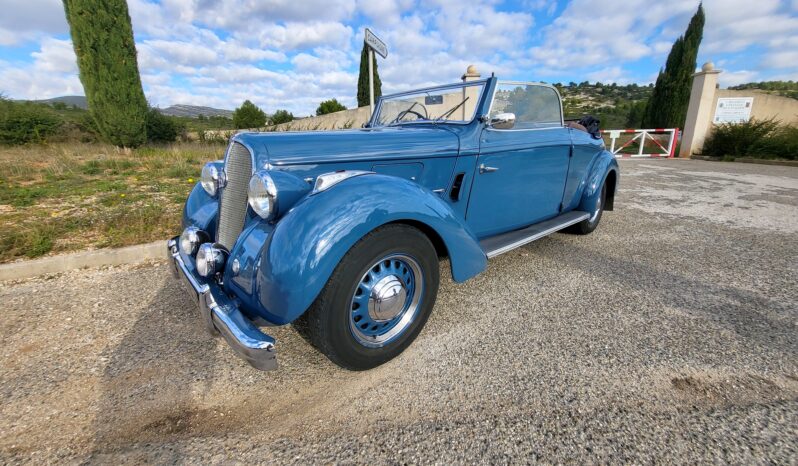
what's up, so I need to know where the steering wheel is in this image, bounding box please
[397,109,427,121]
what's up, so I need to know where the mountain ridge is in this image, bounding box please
[18,96,234,118]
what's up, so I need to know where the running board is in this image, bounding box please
[480,211,590,258]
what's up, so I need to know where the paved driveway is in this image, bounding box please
[2,159,796,463]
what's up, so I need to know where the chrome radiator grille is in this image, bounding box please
[217,142,252,250]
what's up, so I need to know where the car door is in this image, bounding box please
[465,83,571,238]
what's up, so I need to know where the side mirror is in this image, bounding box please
[489,112,516,129]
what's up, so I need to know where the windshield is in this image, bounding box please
[372,81,485,127]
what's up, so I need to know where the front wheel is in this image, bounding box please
[300,224,439,370]
[570,180,606,235]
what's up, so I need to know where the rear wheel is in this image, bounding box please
[300,224,439,370]
[571,181,606,235]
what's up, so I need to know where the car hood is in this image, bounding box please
[233,125,460,167]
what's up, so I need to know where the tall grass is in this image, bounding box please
[0,141,223,262]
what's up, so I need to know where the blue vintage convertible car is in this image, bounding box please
[168,76,618,371]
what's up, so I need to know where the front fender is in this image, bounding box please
[578,150,619,212]
[182,183,218,239]
[240,174,487,325]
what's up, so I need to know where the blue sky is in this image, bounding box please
[0,0,796,116]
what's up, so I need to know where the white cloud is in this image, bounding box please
[356,0,414,26]
[702,0,798,54]
[291,48,351,73]
[0,38,82,98]
[196,0,357,30]
[30,37,78,73]
[586,66,631,85]
[0,0,67,45]
[763,50,798,69]
[431,0,534,56]
[256,21,354,50]
[718,69,760,87]
[528,0,696,72]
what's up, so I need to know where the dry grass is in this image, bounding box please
[0,141,225,263]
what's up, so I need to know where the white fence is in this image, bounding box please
[602,128,679,158]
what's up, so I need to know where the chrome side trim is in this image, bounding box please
[481,211,590,258]
[168,237,277,371]
[311,170,374,194]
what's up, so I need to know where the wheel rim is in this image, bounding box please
[588,189,603,223]
[349,254,424,348]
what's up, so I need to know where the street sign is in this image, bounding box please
[364,28,387,58]
[364,28,387,116]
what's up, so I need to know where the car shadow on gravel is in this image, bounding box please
[88,274,220,459]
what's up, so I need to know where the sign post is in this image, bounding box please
[368,47,375,111]
[364,28,387,116]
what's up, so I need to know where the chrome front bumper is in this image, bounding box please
[167,237,277,371]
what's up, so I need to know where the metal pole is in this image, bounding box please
[638,131,646,157]
[368,48,375,116]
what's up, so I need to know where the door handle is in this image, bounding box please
[479,164,499,174]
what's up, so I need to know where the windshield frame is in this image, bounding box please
[368,79,490,128]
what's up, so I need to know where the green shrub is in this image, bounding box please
[233,100,267,129]
[270,109,294,125]
[0,101,63,144]
[701,118,780,158]
[751,125,798,160]
[702,118,798,160]
[146,108,185,143]
[316,98,347,115]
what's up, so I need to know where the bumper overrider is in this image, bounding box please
[167,237,277,370]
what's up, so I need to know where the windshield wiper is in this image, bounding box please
[387,101,423,126]
[434,97,469,122]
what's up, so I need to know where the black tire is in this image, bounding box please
[570,181,606,235]
[300,224,439,370]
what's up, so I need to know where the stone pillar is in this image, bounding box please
[679,62,721,158]
[461,65,481,120]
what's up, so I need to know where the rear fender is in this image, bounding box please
[578,150,619,213]
[240,174,487,325]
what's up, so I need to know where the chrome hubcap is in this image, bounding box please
[349,254,424,348]
[368,275,407,321]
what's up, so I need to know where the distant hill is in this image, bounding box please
[553,82,654,129]
[157,104,233,118]
[19,96,233,118]
[24,95,89,109]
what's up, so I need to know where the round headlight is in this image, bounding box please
[196,243,227,277]
[201,163,221,197]
[179,227,208,256]
[248,171,278,220]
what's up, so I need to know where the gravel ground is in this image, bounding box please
[1,159,797,464]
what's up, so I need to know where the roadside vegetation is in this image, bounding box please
[702,119,798,160]
[0,142,222,263]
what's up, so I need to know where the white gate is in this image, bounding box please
[602,128,679,158]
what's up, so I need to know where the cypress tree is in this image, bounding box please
[641,4,705,129]
[63,0,148,147]
[357,43,382,108]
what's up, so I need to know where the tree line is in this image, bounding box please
[54,0,705,147]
